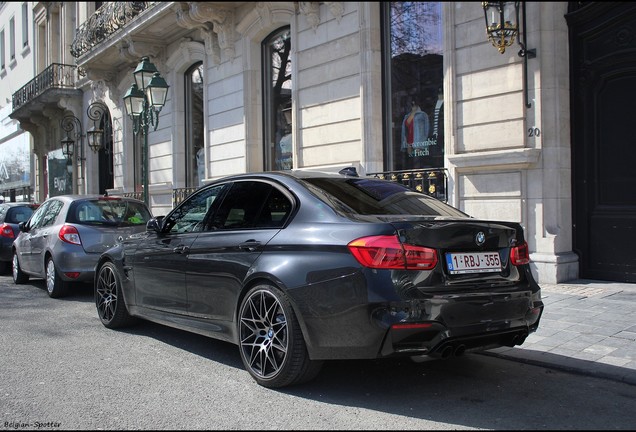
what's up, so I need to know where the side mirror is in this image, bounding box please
[18,222,29,232]
[146,218,162,233]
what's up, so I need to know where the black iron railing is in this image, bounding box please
[12,63,79,111]
[367,168,449,202]
[121,187,198,208]
[71,2,154,58]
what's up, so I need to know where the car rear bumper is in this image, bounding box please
[291,271,543,360]
[53,249,99,282]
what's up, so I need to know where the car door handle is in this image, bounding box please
[238,240,261,252]
[173,245,190,254]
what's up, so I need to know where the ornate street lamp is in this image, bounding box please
[123,56,169,206]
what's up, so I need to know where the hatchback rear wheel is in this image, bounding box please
[45,257,67,298]
[238,284,323,388]
[12,252,28,284]
[95,262,136,328]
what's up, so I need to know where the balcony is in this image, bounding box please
[70,2,154,59]
[11,63,80,113]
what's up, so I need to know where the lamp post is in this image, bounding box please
[123,56,169,206]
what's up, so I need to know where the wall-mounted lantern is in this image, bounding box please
[482,1,536,108]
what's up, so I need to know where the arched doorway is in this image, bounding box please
[567,2,636,282]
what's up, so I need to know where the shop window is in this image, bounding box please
[383,2,444,171]
[185,62,204,187]
[262,27,292,171]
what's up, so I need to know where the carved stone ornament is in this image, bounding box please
[325,2,345,23]
[173,2,236,60]
[299,2,321,30]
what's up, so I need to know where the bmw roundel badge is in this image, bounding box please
[475,231,486,246]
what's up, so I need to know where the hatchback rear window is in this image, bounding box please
[67,200,151,226]
[302,177,468,217]
[5,206,37,224]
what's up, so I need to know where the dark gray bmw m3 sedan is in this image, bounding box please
[94,169,543,388]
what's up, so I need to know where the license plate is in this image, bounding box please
[445,251,502,274]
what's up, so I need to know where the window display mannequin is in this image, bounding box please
[401,101,430,156]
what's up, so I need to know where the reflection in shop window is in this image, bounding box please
[384,2,444,172]
[186,62,204,187]
[263,27,292,171]
[47,149,73,197]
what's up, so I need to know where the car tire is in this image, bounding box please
[45,257,67,298]
[0,260,8,274]
[12,251,29,284]
[95,261,137,329]
[238,283,323,388]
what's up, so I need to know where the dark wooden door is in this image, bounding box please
[567,2,636,282]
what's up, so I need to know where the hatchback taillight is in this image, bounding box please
[59,225,81,245]
[347,235,438,270]
[510,241,530,266]
[0,223,14,239]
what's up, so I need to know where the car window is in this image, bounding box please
[164,185,226,234]
[211,181,291,230]
[68,199,152,226]
[5,206,36,224]
[39,200,64,228]
[27,202,49,229]
[302,177,468,217]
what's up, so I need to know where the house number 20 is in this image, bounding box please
[528,127,541,137]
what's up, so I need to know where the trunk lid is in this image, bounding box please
[390,218,526,284]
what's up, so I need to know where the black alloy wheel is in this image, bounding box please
[238,284,323,388]
[95,262,136,329]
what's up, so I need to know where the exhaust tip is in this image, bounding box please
[440,345,454,359]
[454,344,466,357]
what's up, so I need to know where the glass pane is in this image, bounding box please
[264,28,292,171]
[47,149,72,197]
[388,2,444,171]
[186,63,205,187]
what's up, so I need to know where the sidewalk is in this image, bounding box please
[481,279,636,385]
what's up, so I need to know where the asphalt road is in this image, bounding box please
[1,274,635,430]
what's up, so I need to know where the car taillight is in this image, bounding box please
[59,225,82,245]
[510,241,529,266]
[347,235,438,270]
[0,223,14,239]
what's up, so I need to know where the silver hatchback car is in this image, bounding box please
[12,195,152,298]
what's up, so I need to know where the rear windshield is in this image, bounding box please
[302,177,468,217]
[4,206,37,224]
[67,199,152,226]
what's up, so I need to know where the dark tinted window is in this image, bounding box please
[212,181,291,230]
[302,177,467,217]
[164,184,225,234]
[5,206,36,224]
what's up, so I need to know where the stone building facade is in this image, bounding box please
[4,2,636,285]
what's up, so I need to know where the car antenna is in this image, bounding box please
[338,167,358,177]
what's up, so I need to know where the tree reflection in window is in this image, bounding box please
[263,27,292,171]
